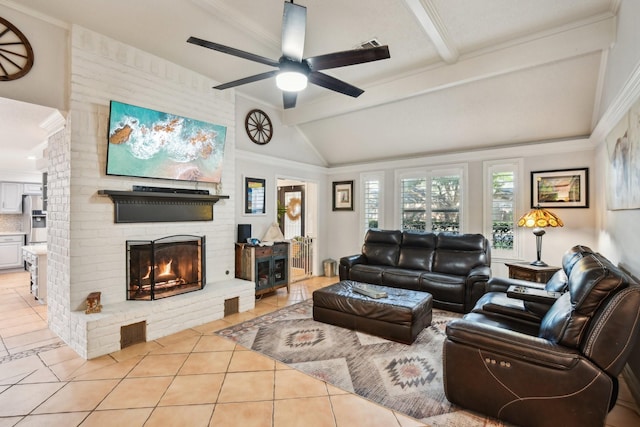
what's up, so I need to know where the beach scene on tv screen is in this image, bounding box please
[107,101,227,183]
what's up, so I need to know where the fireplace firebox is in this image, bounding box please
[126,235,205,300]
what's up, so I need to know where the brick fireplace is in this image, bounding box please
[47,27,255,360]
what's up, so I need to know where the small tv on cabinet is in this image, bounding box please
[106,101,227,183]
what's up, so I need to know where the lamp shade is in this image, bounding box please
[517,206,563,267]
[517,207,563,229]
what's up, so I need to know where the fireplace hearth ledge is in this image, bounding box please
[68,278,254,359]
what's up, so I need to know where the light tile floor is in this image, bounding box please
[0,270,639,426]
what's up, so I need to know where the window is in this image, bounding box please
[400,176,427,231]
[484,159,523,259]
[398,166,465,233]
[361,172,384,236]
[431,174,460,232]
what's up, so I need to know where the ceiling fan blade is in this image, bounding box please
[306,45,390,71]
[187,36,280,68]
[214,70,278,90]
[308,71,364,98]
[281,2,306,61]
[283,91,298,109]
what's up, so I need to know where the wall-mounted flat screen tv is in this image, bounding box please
[107,101,227,183]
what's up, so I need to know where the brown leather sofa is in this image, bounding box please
[339,229,491,313]
[443,250,640,427]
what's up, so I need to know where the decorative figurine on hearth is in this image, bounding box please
[85,292,102,314]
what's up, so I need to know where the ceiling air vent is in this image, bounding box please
[359,38,381,49]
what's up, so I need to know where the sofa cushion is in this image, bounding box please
[420,271,465,304]
[432,233,489,276]
[362,229,402,266]
[381,268,422,290]
[397,231,436,270]
[349,264,386,285]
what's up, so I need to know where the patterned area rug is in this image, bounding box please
[217,300,507,426]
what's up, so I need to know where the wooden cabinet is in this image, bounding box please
[0,234,25,269]
[0,182,24,214]
[505,262,561,283]
[235,242,289,296]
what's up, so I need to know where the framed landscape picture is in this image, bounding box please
[531,168,589,208]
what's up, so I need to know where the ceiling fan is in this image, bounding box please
[187,0,390,109]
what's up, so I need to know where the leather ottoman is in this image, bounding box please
[312,280,433,344]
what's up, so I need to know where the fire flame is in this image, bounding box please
[158,259,173,277]
[142,259,174,280]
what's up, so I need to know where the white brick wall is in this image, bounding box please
[47,25,252,359]
[46,122,72,343]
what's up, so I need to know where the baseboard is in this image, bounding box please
[623,364,640,413]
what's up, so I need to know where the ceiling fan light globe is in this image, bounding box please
[276,71,308,92]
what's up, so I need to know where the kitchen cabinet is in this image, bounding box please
[0,234,25,269]
[23,182,43,195]
[235,242,289,296]
[0,182,24,214]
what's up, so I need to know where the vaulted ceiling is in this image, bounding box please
[7,0,619,166]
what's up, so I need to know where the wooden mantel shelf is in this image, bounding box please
[98,190,229,223]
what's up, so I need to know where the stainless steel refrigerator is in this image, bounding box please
[22,195,47,244]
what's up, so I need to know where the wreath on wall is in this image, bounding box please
[286,198,302,221]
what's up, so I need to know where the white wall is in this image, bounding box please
[234,95,330,274]
[593,0,640,278]
[324,140,597,276]
[235,96,327,166]
[235,149,328,273]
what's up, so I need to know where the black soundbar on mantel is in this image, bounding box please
[98,188,229,223]
[132,185,210,195]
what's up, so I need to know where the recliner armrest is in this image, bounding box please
[485,276,545,293]
[339,254,366,280]
[445,316,581,370]
[507,285,562,304]
[339,254,366,268]
[468,265,491,280]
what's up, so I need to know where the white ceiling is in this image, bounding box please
[3,0,618,167]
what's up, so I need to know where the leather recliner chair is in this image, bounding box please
[443,251,640,427]
[471,245,595,326]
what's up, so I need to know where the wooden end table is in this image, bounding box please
[505,262,561,284]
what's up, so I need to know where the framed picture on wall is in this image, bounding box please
[332,180,354,211]
[605,96,640,210]
[244,177,266,215]
[531,168,589,208]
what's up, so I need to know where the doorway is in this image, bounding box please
[277,178,316,282]
[278,185,305,238]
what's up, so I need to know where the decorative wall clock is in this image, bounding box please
[245,109,273,145]
[0,17,35,81]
